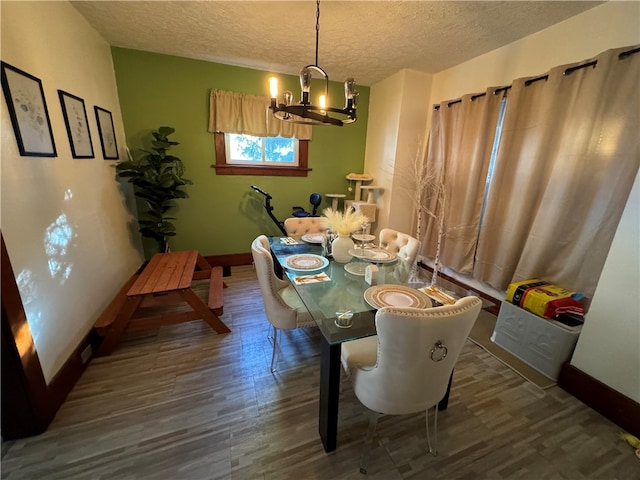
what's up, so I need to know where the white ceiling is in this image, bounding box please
[72,1,604,87]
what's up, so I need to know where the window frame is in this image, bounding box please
[212,132,310,177]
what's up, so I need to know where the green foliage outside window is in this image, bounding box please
[229,134,295,164]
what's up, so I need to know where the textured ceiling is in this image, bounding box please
[72,1,604,87]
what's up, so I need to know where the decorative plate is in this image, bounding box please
[301,233,324,244]
[348,248,372,260]
[364,248,397,263]
[344,262,368,276]
[364,285,431,309]
[352,233,376,243]
[285,254,329,271]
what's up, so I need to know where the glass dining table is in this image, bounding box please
[268,237,458,453]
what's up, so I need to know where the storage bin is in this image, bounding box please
[491,301,581,380]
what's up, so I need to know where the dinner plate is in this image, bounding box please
[364,248,397,263]
[364,285,431,309]
[301,233,324,244]
[285,254,329,271]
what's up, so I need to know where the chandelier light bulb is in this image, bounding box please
[344,78,356,99]
[319,94,327,114]
[283,91,294,106]
[300,68,312,92]
[269,77,279,99]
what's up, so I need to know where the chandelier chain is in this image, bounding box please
[315,0,320,66]
[267,0,357,126]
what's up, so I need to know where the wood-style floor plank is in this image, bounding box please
[2,265,638,479]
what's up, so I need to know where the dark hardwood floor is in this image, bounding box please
[1,265,637,479]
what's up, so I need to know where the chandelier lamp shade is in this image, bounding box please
[268,0,358,127]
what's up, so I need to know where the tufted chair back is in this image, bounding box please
[251,235,316,371]
[284,217,325,238]
[342,296,482,414]
[340,295,482,471]
[379,228,420,265]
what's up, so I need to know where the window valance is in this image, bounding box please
[208,89,312,140]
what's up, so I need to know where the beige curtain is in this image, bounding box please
[422,89,504,274]
[474,45,640,296]
[208,89,312,140]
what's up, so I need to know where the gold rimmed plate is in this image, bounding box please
[352,233,376,243]
[364,284,431,309]
[364,248,397,263]
[301,233,324,244]
[348,248,371,260]
[285,254,329,272]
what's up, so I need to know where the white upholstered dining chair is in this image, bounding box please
[251,235,317,372]
[378,228,420,265]
[341,296,482,473]
[283,217,325,238]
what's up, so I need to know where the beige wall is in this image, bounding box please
[365,1,639,401]
[571,172,639,401]
[1,1,143,382]
[364,68,432,236]
[428,1,640,110]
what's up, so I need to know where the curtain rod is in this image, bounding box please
[564,60,597,76]
[619,46,640,59]
[433,46,638,110]
[564,46,638,74]
[524,74,548,87]
[433,89,502,109]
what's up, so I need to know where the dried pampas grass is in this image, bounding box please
[320,208,368,236]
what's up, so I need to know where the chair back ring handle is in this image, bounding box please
[430,340,448,362]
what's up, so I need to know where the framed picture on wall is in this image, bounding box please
[58,90,94,159]
[94,106,118,160]
[0,61,57,157]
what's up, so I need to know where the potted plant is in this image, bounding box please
[116,126,192,254]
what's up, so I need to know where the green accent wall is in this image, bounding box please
[111,47,369,257]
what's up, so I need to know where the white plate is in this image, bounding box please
[348,248,372,260]
[344,262,367,276]
[352,233,376,243]
[301,233,324,244]
[285,254,329,272]
[364,285,431,309]
[364,248,397,263]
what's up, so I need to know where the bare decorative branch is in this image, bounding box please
[394,142,446,284]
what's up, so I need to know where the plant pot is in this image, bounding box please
[332,235,354,263]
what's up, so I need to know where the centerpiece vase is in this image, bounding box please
[331,235,354,263]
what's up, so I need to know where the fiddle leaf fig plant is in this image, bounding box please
[115,126,192,254]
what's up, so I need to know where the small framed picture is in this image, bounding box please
[1,61,57,157]
[94,106,118,160]
[58,90,94,158]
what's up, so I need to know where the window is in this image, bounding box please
[226,134,297,165]
[212,133,310,177]
[477,96,507,232]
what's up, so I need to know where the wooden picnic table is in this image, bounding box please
[94,250,229,356]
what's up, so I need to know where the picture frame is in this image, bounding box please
[94,106,119,160]
[58,90,94,159]
[0,61,57,157]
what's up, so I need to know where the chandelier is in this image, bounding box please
[268,0,358,127]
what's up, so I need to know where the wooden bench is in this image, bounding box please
[94,250,229,356]
[93,273,140,337]
[207,266,224,315]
